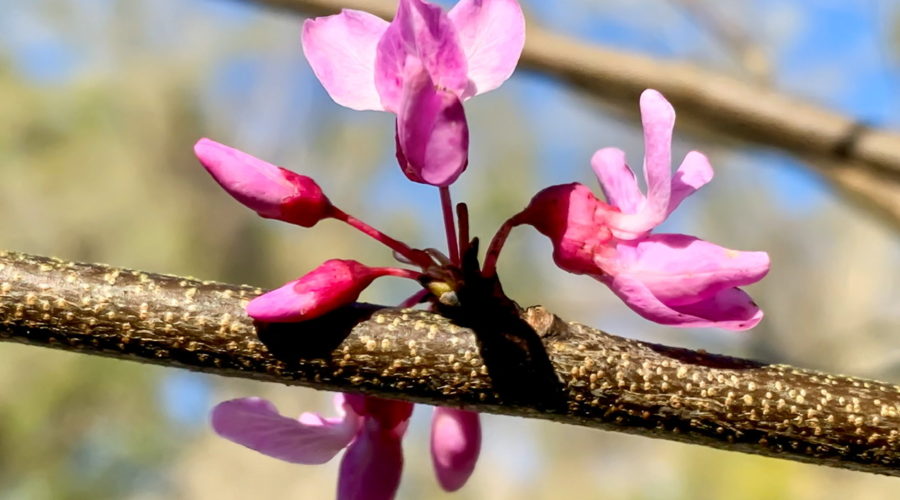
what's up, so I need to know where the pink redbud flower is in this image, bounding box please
[194,138,332,227]
[430,407,481,491]
[515,89,770,330]
[247,259,421,323]
[301,0,525,186]
[212,394,413,500]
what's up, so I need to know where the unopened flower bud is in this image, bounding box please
[247,259,420,322]
[194,138,332,227]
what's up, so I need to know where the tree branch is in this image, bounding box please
[234,0,900,229]
[1,250,898,476]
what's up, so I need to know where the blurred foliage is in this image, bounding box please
[1,0,899,499]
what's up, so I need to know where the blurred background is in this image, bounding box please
[1,0,899,498]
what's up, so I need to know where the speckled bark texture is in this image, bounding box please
[1,250,898,476]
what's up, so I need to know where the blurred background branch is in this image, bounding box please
[3,251,900,477]
[241,0,900,230]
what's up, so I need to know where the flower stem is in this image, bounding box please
[439,186,460,265]
[481,216,521,277]
[329,206,428,267]
[456,202,469,257]
[373,266,424,280]
[398,289,430,308]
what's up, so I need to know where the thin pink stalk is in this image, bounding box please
[456,202,469,257]
[481,216,521,277]
[439,186,460,265]
[398,289,430,308]
[372,266,424,281]
[328,206,428,267]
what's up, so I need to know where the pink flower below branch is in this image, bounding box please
[431,407,481,492]
[212,394,412,500]
[212,395,481,499]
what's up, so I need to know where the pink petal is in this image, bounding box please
[193,138,332,227]
[194,139,292,218]
[431,408,481,492]
[591,147,643,213]
[299,393,351,425]
[337,419,405,500]
[639,89,675,217]
[375,0,468,112]
[674,287,764,329]
[668,151,713,215]
[448,0,526,98]
[394,60,469,186]
[604,274,764,330]
[598,234,770,306]
[211,397,360,464]
[246,259,383,322]
[604,89,676,238]
[301,10,390,111]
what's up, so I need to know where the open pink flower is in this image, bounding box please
[248,259,422,323]
[302,0,525,186]
[512,90,770,330]
[212,394,413,500]
[212,395,481,499]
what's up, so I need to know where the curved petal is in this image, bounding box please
[395,61,468,186]
[211,397,360,464]
[431,408,481,492]
[375,0,468,112]
[598,234,770,306]
[448,0,525,98]
[246,259,382,322]
[672,286,764,330]
[301,10,390,111]
[639,88,675,218]
[604,89,676,238]
[338,420,405,500]
[300,393,351,425]
[603,274,764,330]
[591,147,643,213]
[668,151,713,215]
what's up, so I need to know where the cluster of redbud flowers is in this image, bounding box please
[193,1,770,499]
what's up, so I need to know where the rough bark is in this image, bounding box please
[1,250,898,477]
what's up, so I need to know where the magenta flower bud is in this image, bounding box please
[430,407,481,492]
[247,259,380,322]
[247,259,421,323]
[193,138,332,227]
